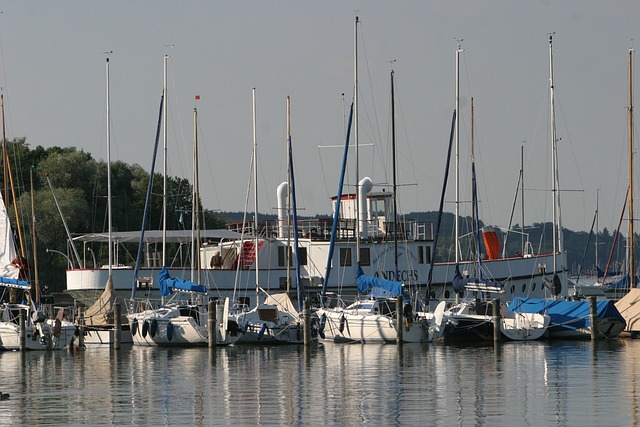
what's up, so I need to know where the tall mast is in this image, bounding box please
[30,167,39,303]
[252,88,259,305]
[521,145,525,254]
[354,15,360,264]
[455,42,463,263]
[192,104,201,284]
[391,69,398,279]
[629,48,635,288]
[549,34,563,275]
[106,57,113,275]
[1,95,6,206]
[286,96,291,295]
[162,54,168,267]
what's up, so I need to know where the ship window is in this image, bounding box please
[297,247,308,266]
[339,248,352,267]
[359,248,370,266]
[532,282,537,292]
[418,246,431,264]
[521,284,526,293]
[444,290,450,299]
[510,284,515,294]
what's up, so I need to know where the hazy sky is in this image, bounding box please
[0,2,638,233]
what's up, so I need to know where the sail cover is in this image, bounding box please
[356,265,403,297]
[157,266,207,297]
[509,297,625,332]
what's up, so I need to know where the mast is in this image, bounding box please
[30,167,39,303]
[1,95,6,207]
[192,103,201,284]
[354,15,360,264]
[391,69,398,280]
[286,96,291,295]
[252,88,259,305]
[549,34,563,276]
[596,188,599,269]
[162,54,168,267]
[455,42,463,263]
[521,145,525,254]
[106,57,113,276]
[471,97,478,276]
[629,48,635,288]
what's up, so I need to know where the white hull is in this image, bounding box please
[317,308,430,343]
[500,312,550,341]
[0,319,76,351]
[128,305,242,347]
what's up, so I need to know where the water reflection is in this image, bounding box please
[0,340,637,425]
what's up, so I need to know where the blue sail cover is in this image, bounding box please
[157,266,207,297]
[509,297,625,333]
[356,265,403,297]
[0,276,30,289]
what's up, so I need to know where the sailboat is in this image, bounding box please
[442,95,550,343]
[127,61,242,346]
[317,25,442,344]
[231,94,310,345]
[0,96,75,350]
[77,57,133,346]
[510,36,626,339]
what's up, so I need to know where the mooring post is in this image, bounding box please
[493,299,501,343]
[208,300,217,347]
[303,298,311,345]
[19,309,25,351]
[77,307,85,348]
[113,303,121,350]
[589,296,598,341]
[396,295,404,345]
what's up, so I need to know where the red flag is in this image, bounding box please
[195,95,200,100]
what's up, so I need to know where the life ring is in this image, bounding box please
[166,322,173,341]
[149,319,158,338]
[131,319,138,336]
[142,320,149,338]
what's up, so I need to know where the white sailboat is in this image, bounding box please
[128,60,242,346]
[317,20,441,344]
[232,93,309,344]
[0,115,75,350]
[78,56,133,346]
[510,36,626,340]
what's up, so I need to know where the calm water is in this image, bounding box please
[0,339,638,426]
